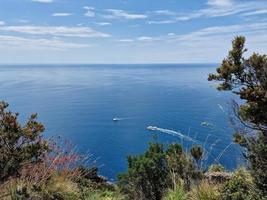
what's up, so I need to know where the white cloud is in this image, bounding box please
[167,33,175,36]
[83,6,95,10]
[95,22,112,26]
[0,26,110,38]
[153,10,176,16]
[147,20,176,24]
[242,9,267,16]
[148,1,267,24]
[117,39,134,42]
[0,21,5,26]
[32,0,53,3]
[84,6,95,17]
[137,36,155,42]
[120,22,267,45]
[104,9,147,20]
[113,22,267,63]
[0,35,89,50]
[85,11,95,17]
[52,13,73,17]
[173,22,267,42]
[207,0,232,7]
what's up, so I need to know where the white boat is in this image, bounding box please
[146,126,158,131]
[113,118,121,121]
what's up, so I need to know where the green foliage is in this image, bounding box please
[220,168,259,200]
[163,185,187,200]
[189,181,220,200]
[208,35,267,129]
[9,175,80,200]
[0,101,50,182]
[118,142,169,200]
[118,142,200,200]
[167,144,201,190]
[246,133,267,197]
[208,164,225,173]
[208,36,267,196]
[190,146,203,162]
[83,189,125,200]
[190,146,203,169]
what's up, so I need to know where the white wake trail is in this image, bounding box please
[147,126,197,143]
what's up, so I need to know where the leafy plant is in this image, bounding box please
[220,168,257,200]
[189,181,220,200]
[208,36,267,196]
[164,184,187,200]
[208,164,225,173]
[118,142,200,200]
[0,101,50,182]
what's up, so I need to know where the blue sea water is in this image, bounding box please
[0,64,242,180]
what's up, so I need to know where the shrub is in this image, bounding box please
[208,164,225,173]
[189,181,220,200]
[164,185,187,200]
[83,189,125,200]
[8,175,80,200]
[0,101,50,182]
[118,142,200,200]
[118,142,169,200]
[167,144,201,190]
[208,36,267,196]
[220,168,258,200]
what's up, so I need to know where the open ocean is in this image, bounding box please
[0,64,242,180]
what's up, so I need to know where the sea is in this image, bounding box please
[0,64,243,180]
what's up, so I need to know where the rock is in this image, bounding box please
[204,172,232,184]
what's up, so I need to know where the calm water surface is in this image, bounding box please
[0,64,242,180]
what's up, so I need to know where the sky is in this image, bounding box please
[0,0,266,64]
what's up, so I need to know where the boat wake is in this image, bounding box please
[112,117,131,122]
[147,126,196,143]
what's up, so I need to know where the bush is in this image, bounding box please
[83,189,125,200]
[6,174,80,200]
[188,181,220,200]
[163,184,187,200]
[0,101,50,182]
[208,164,225,173]
[118,142,169,200]
[208,36,267,196]
[220,168,259,200]
[118,142,200,200]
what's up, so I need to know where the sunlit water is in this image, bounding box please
[0,64,242,180]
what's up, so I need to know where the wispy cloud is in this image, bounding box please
[153,10,176,16]
[0,26,110,38]
[147,20,176,25]
[52,13,73,17]
[84,7,95,17]
[117,39,134,42]
[95,22,112,26]
[207,0,233,7]
[0,35,89,50]
[172,22,267,42]
[0,21,5,26]
[32,0,53,3]
[119,22,267,44]
[179,1,267,20]
[147,1,267,24]
[242,9,267,16]
[137,36,155,42]
[104,9,147,20]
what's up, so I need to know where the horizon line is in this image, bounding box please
[0,62,220,65]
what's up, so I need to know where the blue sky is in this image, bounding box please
[0,0,266,64]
